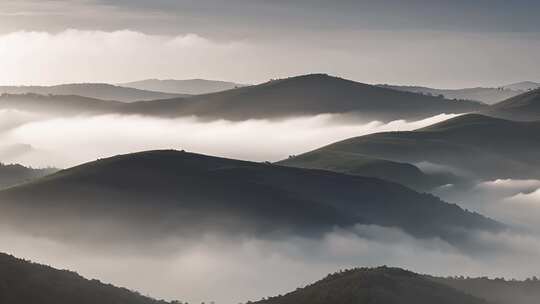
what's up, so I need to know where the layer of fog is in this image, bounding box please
[434,179,540,232]
[0,111,458,168]
[2,222,540,304]
[1,110,540,303]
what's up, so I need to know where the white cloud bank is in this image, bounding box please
[1,29,540,87]
[0,30,249,85]
[0,112,458,168]
[435,179,540,232]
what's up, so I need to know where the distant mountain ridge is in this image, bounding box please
[0,75,485,120]
[120,79,248,95]
[0,83,183,103]
[122,74,485,121]
[0,150,500,244]
[502,81,540,92]
[380,81,540,104]
[0,93,122,115]
[0,252,169,304]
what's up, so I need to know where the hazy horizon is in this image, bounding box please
[1,1,540,88]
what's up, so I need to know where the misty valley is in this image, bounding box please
[0,74,539,304]
[2,2,540,303]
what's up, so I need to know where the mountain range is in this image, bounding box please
[0,83,182,103]
[122,74,485,121]
[3,76,538,124]
[0,150,500,244]
[120,79,248,95]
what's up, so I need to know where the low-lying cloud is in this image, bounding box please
[1,223,540,304]
[435,179,540,232]
[2,29,540,88]
[0,112,458,168]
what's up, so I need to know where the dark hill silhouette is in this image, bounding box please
[483,88,540,121]
[0,252,169,304]
[298,114,540,180]
[0,163,56,189]
[0,83,182,103]
[122,74,485,121]
[255,267,487,304]
[278,151,455,192]
[0,150,500,244]
[120,79,248,95]
[0,93,123,115]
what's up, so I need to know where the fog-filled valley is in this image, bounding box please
[0,109,459,168]
[2,2,540,303]
[1,83,540,303]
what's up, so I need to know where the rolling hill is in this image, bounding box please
[0,252,169,304]
[278,151,454,192]
[379,84,521,104]
[483,88,540,121]
[255,267,540,304]
[0,150,500,244]
[255,267,487,304]
[0,163,56,189]
[291,114,540,181]
[0,83,182,103]
[502,81,540,92]
[120,79,248,95]
[122,74,485,121]
[0,93,123,115]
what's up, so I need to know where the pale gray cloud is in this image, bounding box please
[1,29,539,87]
[1,1,539,87]
[2,223,540,304]
[0,110,457,168]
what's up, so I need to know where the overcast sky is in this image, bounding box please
[1,0,539,87]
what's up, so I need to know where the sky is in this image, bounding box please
[1,0,540,87]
